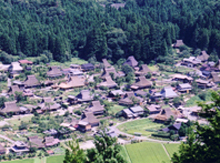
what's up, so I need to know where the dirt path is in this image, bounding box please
[161,144,171,160]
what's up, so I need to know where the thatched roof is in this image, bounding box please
[39,97,61,111]
[76,90,93,102]
[85,101,105,114]
[102,59,111,68]
[23,75,40,87]
[59,76,85,89]
[0,101,20,114]
[28,136,44,149]
[211,72,220,83]
[123,56,138,68]
[155,108,180,121]
[98,76,117,88]
[10,62,23,72]
[101,67,119,79]
[9,85,21,95]
[135,64,151,76]
[47,66,63,78]
[173,40,184,48]
[81,112,99,125]
[197,51,209,62]
[131,76,152,89]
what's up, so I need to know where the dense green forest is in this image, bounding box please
[0,0,220,63]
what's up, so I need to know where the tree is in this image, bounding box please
[0,97,7,108]
[63,139,86,163]
[172,91,220,163]
[86,132,126,163]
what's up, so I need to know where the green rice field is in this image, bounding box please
[125,142,170,163]
[164,143,180,156]
[117,119,164,136]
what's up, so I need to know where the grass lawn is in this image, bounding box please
[109,104,126,115]
[164,143,180,157]
[4,159,34,163]
[117,119,164,136]
[148,65,158,71]
[46,155,64,163]
[126,142,170,163]
[50,57,88,68]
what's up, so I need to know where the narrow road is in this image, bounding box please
[161,143,171,159]
[0,134,15,144]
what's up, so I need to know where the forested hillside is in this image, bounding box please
[0,0,220,63]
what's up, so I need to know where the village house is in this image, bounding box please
[70,64,80,69]
[211,72,220,84]
[0,63,10,72]
[76,90,93,103]
[123,56,138,68]
[8,62,23,76]
[10,141,29,155]
[0,101,21,116]
[77,121,91,132]
[173,40,185,48]
[122,109,133,119]
[85,101,105,115]
[131,76,152,90]
[134,90,148,97]
[172,74,193,83]
[135,64,151,76]
[47,66,63,78]
[23,89,34,97]
[161,123,182,134]
[161,87,178,99]
[188,70,207,80]
[181,57,201,68]
[38,97,61,112]
[129,106,144,116]
[102,59,111,68]
[98,76,118,88]
[197,51,210,62]
[81,63,94,71]
[190,106,202,117]
[119,92,142,106]
[0,144,6,155]
[18,60,33,65]
[109,90,125,99]
[122,106,144,118]
[177,83,192,93]
[69,69,84,76]
[101,67,119,79]
[154,108,182,123]
[44,136,60,147]
[195,79,214,88]
[43,129,58,136]
[8,85,22,95]
[23,75,40,88]
[28,136,45,149]
[200,62,219,76]
[147,104,161,114]
[59,76,85,90]
[78,112,99,132]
